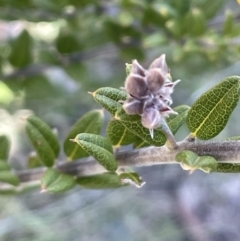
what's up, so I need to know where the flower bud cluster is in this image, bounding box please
[122,54,180,138]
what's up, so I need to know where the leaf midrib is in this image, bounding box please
[28,122,56,161]
[68,117,100,160]
[193,82,239,135]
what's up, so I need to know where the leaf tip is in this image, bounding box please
[189,169,196,174]
[40,187,47,193]
[67,156,72,161]
[21,113,33,122]
[97,108,104,115]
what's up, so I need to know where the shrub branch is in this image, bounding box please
[13,140,240,185]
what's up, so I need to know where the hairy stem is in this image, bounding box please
[13,140,240,185]
[160,119,178,150]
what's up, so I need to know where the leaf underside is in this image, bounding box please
[0,135,11,161]
[41,168,76,193]
[176,150,218,173]
[77,172,126,189]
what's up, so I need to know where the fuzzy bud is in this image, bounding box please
[141,107,162,138]
[124,74,148,99]
[141,108,161,129]
[159,79,181,104]
[146,68,165,95]
[123,97,144,115]
[122,55,180,138]
[131,60,146,77]
[158,106,178,117]
[149,54,168,75]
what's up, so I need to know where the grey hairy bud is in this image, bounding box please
[160,79,181,101]
[123,98,144,115]
[141,107,162,138]
[146,68,165,95]
[124,74,148,99]
[159,106,178,117]
[122,55,180,138]
[141,108,161,129]
[164,79,181,90]
[131,60,146,77]
[149,54,168,75]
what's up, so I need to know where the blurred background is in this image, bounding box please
[0,0,240,240]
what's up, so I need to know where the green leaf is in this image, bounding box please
[115,105,189,146]
[223,10,234,36]
[109,105,189,148]
[107,119,150,148]
[0,188,16,195]
[215,163,240,173]
[41,168,76,193]
[64,109,104,161]
[0,135,11,161]
[107,119,141,147]
[77,172,127,189]
[187,76,240,140]
[166,105,190,134]
[99,95,188,148]
[104,20,141,44]
[37,49,59,65]
[74,133,117,172]
[165,19,183,38]
[142,6,166,27]
[115,106,142,122]
[8,29,32,68]
[0,0,32,8]
[169,0,190,15]
[125,63,132,76]
[22,75,59,110]
[121,46,144,61]
[194,0,224,19]
[119,172,145,188]
[114,105,166,146]
[25,115,60,167]
[0,81,14,104]
[118,119,166,146]
[92,87,127,115]
[0,160,11,170]
[176,150,218,173]
[133,138,149,149]
[183,8,206,36]
[27,153,43,169]
[56,32,82,54]
[0,171,20,186]
[68,0,97,7]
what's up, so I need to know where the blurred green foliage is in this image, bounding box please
[0,0,239,113]
[0,0,240,166]
[0,2,240,240]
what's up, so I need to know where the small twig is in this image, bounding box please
[160,119,178,150]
